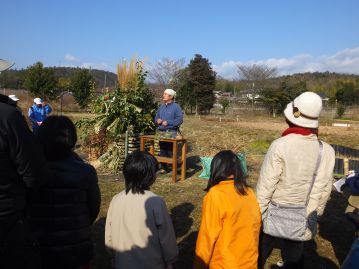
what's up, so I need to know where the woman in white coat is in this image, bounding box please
[256,92,335,269]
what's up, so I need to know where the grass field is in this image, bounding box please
[84,115,359,269]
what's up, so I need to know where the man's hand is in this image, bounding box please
[157,119,163,125]
[162,120,168,126]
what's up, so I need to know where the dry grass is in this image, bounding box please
[116,56,142,91]
[87,115,359,269]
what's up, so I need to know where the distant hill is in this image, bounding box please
[0,67,117,89]
[2,67,359,99]
[216,71,359,99]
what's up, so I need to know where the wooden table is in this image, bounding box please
[140,135,187,183]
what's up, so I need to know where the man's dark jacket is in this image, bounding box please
[29,155,101,269]
[0,94,45,235]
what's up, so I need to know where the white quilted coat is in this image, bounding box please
[256,133,335,240]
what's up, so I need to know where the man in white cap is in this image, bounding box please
[28,97,52,134]
[256,92,335,268]
[154,89,183,172]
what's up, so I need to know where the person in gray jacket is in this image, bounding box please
[105,151,178,269]
[256,92,335,269]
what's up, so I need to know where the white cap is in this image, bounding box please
[164,88,176,97]
[8,94,19,101]
[34,97,42,104]
[283,91,322,128]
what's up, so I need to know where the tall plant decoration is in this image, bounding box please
[77,57,157,171]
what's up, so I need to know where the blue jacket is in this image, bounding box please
[155,102,183,131]
[345,172,359,195]
[341,238,359,269]
[28,104,52,128]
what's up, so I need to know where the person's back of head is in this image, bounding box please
[123,151,159,194]
[205,150,248,195]
[38,115,77,161]
[284,91,322,129]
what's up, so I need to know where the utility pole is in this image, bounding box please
[103,73,107,93]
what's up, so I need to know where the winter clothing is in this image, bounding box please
[28,103,52,131]
[283,91,322,129]
[282,127,318,137]
[194,180,261,269]
[256,133,335,240]
[345,172,359,195]
[343,172,359,237]
[105,190,178,269]
[259,232,304,269]
[0,93,46,268]
[29,155,101,269]
[341,238,359,269]
[155,102,183,132]
[256,132,335,268]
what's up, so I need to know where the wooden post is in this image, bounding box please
[181,141,187,181]
[344,158,349,175]
[140,136,145,151]
[172,140,178,183]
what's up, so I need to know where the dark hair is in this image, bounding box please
[38,116,77,161]
[204,150,248,195]
[123,151,159,194]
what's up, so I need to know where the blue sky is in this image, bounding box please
[1,0,359,78]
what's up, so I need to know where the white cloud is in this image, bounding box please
[80,62,110,70]
[61,54,111,71]
[213,47,359,79]
[64,53,80,62]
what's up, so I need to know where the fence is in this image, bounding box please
[331,144,359,174]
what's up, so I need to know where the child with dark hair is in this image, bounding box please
[29,116,101,269]
[193,150,261,269]
[105,151,178,269]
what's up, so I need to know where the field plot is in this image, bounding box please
[88,115,359,269]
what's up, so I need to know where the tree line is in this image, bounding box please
[148,55,359,116]
[2,57,359,114]
[0,62,118,109]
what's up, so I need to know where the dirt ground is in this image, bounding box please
[87,115,359,269]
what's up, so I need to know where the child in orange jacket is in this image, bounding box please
[193,150,261,269]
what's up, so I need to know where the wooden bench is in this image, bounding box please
[140,135,187,183]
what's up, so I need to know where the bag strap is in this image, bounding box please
[305,140,323,206]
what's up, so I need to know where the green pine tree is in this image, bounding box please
[70,69,95,109]
[187,54,216,114]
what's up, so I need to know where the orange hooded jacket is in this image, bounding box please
[193,180,261,269]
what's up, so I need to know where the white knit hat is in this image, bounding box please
[283,91,322,128]
[164,88,176,97]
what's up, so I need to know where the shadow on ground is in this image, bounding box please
[170,202,198,269]
[91,217,112,268]
[319,190,355,265]
[185,155,203,178]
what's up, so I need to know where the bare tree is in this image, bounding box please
[148,57,185,89]
[237,64,277,109]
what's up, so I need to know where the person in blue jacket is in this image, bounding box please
[341,238,359,269]
[342,171,359,238]
[28,97,52,134]
[154,89,183,173]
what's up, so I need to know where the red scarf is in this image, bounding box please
[282,127,318,137]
